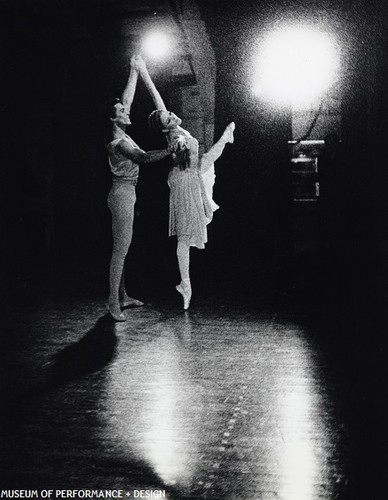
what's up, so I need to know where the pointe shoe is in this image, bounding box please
[223,121,235,144]
[175,282,192,310]
[120,297,144,308]
[106,302,127,322]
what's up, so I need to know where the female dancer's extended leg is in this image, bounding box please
[201,122,235,173]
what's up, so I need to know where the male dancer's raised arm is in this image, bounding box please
[121,56,140,112]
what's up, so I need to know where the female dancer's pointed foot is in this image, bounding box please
[223,121,235,144]
[176,282,192,310]
[120,296,144,308]
[106,302,127,322]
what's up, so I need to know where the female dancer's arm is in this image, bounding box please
[132,56,167,111]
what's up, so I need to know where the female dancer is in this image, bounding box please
[106,58,173,321]
[133,56,235,310]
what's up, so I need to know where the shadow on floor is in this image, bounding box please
[2,314,118,427]
[47,313,118,386]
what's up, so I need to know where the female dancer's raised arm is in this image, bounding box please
[132,55,185,141]
[132,55,167,111]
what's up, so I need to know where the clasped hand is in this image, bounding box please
[130,54,146,73]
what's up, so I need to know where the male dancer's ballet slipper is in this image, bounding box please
[176,283,192,310]
[106,302,127,322]
[223,121,235,144]
[120,297,144,308]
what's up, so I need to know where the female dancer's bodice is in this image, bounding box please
[166,128,200,172]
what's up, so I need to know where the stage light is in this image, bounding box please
[253,26,339,107]
[142,31,172,60]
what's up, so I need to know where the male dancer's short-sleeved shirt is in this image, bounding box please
[106,135,144,183]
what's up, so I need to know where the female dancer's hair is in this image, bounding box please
[148,109,164,130]
[174,147,190,171]
[148,109,190,170]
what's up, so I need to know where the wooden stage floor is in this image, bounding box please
[0,288,386,499]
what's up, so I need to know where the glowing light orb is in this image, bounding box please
[253,26,339,107]
[142,31,172,59]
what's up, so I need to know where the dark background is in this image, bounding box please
[0,2,387,496]
[0,0,387,311]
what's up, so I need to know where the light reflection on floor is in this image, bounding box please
[277,339,329,499]
[99,310,201,489]
[96,308,342,499]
